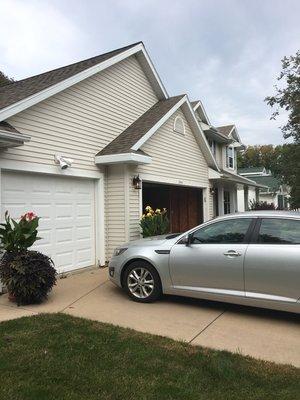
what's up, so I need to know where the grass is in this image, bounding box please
[0,314,299,400]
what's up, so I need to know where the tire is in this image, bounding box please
[123,260,162,303]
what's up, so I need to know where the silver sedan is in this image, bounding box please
[109,211,300,314]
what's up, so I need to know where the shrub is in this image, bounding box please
[0,250,56,305]
[140,206,169,238]
[0,211,56,305]
[249,200,276,210]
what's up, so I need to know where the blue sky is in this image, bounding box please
[1,0,299,144]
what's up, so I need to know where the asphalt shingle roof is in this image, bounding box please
[0,42,142,112]
[96,95,185,156]
[216,125,234,137]
[250,175,281,192]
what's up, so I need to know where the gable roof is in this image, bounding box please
[191,99,210,125]
[95,95,218,169]
[250,175,281,192]
[216,124,235,137]
[97,95,184,156]
[0,42,168,121]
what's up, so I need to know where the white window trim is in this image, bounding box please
[173,115,186,135]
[226,145,235,169]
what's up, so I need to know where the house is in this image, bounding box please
[191,102,263,215]
[0,41,263,274]
[238,167,290,209]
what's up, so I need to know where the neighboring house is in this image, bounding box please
[0,41,262,274]
[191,101,263,216]
[238,167,290,209]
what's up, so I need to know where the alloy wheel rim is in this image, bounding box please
[127,267,154,299]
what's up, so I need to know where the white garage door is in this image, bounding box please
[1,171,96,273]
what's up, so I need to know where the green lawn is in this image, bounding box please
[0,314,299,400]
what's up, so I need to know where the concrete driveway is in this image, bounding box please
[0,268,299,368]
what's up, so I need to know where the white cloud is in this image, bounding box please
[0,0,86,78]
[0,0,299,145]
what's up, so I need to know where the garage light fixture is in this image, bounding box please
[54,154,73,170]
[132,175,142,189]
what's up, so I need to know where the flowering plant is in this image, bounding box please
[0,211,41,252]
[140,206,169,238]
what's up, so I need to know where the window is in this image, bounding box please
[226,146,234,168]
[191,218,252,244]
[224,190,231,214]
[173,116,185,135]
[208,139,216,156]
[258,218,300,244]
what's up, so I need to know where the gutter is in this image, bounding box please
[0,130,31,142]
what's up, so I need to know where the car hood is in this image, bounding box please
[123,234,181,248]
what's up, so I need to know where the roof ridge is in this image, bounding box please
[4,41,143,87]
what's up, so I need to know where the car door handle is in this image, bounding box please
[223,250,242,257]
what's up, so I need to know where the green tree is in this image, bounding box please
[271,144,300,209]
[265,51,300,144]
[238,144,300,208]
[0,71,14,86]
[237,145,279,171]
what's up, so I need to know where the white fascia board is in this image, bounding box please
[192,100,211,125]
[184,100,219,170]
[0,131,31,142]
[228,173,268,189]
[131,95,187,151]
[192,101,201,111]
[95,153,152,165]
[208,168,222,179]
[0,43,167,121]
[231,140,245,149]
[136,47,168,100]
[229,126,243,144]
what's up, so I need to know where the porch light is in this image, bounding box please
[132,175,142,189]
[210,187,216,195]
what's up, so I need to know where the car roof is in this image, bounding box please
[214,211,300,220]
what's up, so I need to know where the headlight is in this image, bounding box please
[113,247,128,257]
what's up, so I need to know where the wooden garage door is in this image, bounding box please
[1,171,96,273]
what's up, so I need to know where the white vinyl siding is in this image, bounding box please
[105,165,127,259]
[215,143,223,168]
[128,166,142,242]
[4,55,158,171]
[138,108,209,187]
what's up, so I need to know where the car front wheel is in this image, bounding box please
[123,261,162,303]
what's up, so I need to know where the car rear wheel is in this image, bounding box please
[123,261,162,303]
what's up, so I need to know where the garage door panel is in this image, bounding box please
[2,171,96,273]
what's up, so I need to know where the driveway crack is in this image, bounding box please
[188,309,227,344]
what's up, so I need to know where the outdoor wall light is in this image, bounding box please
[54,154,73,170]
[132,175,142,189]
[210,187,216,195]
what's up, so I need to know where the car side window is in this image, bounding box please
[191,218,252,244]
[258,218,300,244]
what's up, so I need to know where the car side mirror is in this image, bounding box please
[180,233,193,246]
